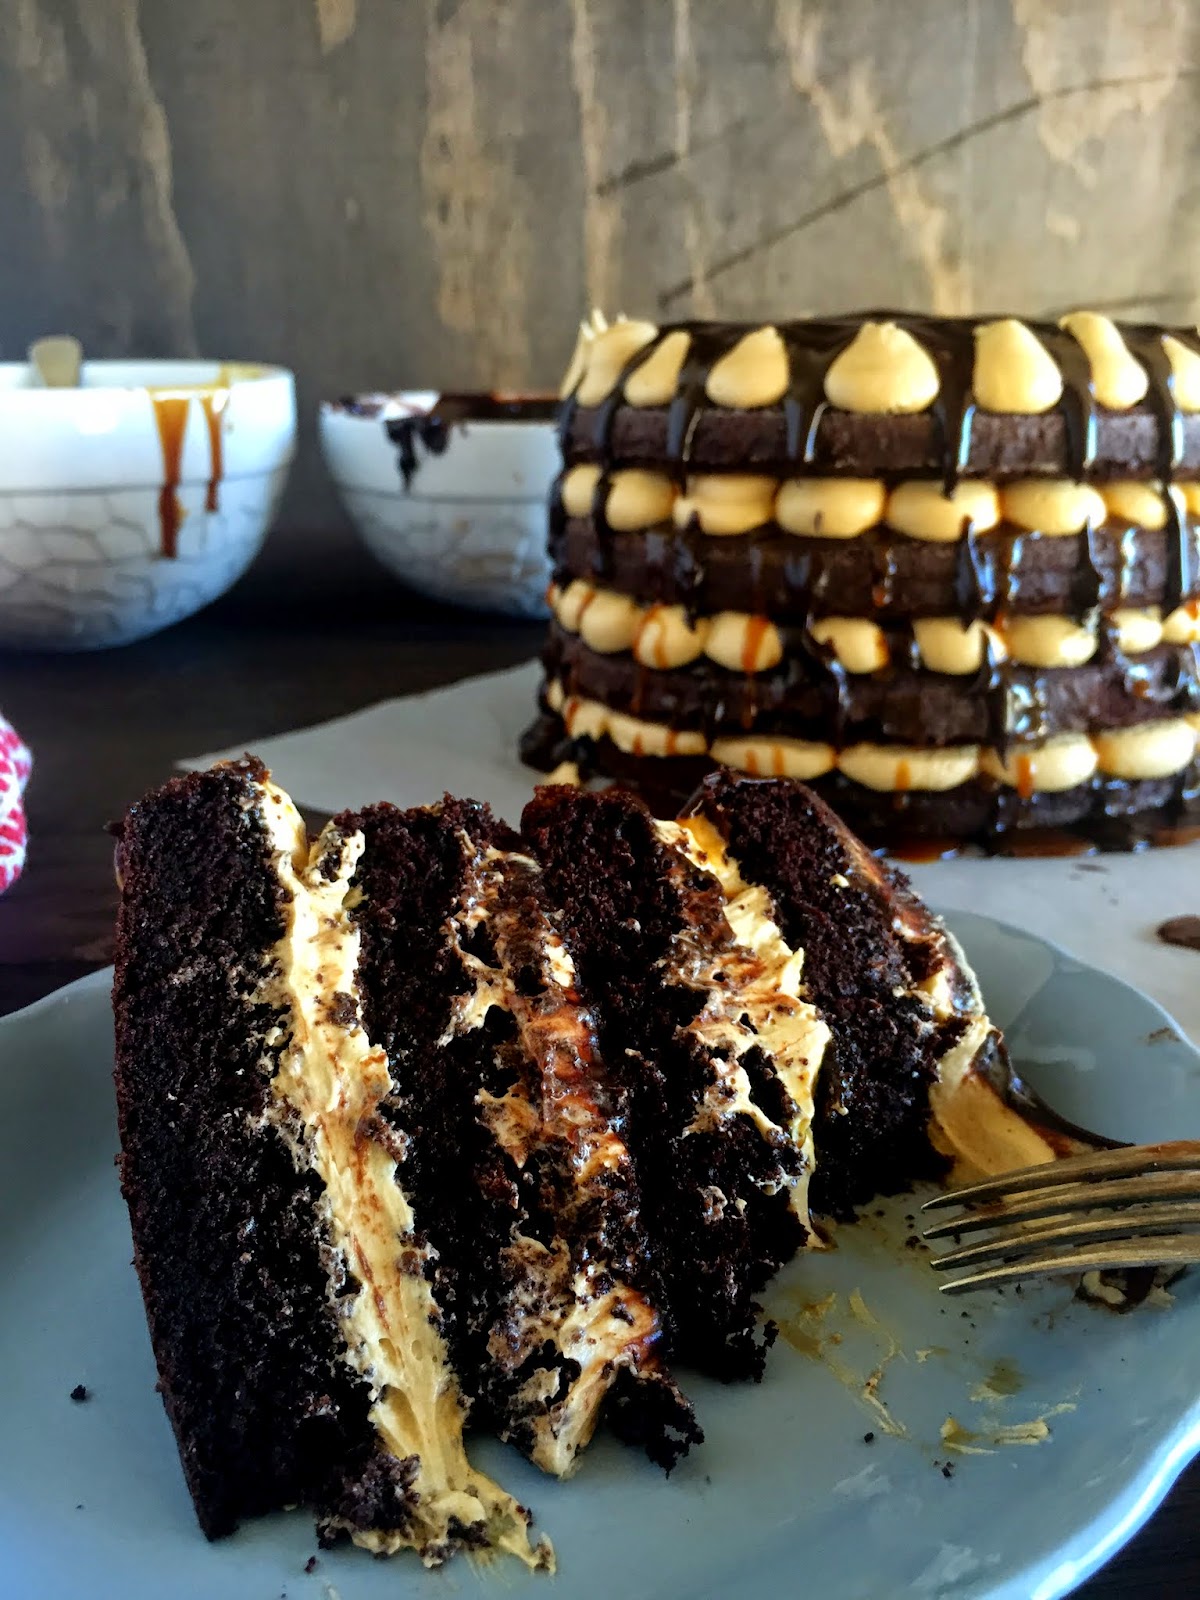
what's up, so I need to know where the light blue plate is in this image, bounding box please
[3,913,1200,1600]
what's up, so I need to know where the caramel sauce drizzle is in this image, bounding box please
[149,385,231,559]
[741,615,770,674]
[149,393,189,560]
[199,389,229,512]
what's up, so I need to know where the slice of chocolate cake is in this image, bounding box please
[113,761,550,1568]
[115,760,1101,1568]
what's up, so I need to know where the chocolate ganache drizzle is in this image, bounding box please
[537,312,1200,853]
[381,392,558,489]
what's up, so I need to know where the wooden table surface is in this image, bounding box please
[0,538,1194,1597]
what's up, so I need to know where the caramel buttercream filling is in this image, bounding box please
[543,680,1198,792]
[653,815,831,1232]
[256,783,549,1570]
[548,581,1180,673]
[556,467,1195,549]
[440,838,667,1479]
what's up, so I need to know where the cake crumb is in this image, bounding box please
[69,1384,90,1403]
[862,1431,875,1443]
[305,1555,319,1574]
[941,1462,955,1479]
[1146,1025,1180,1046]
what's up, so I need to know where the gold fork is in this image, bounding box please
[921,1140,1200,1293]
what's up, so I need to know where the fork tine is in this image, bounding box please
[937,1235,1200,1293]
[921,1140,1200,1213]
[929,1201,1200,1273]
[921,1169,1200,1240]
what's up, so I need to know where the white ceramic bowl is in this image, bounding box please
[0,360,295,650]
[319,391,558,618]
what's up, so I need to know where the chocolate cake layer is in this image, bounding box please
[522,784,813,1379]
[552,517,1197,620]
[685,773,952,1212]
[544,627,1200,747]
[338,798,518,1390]
[563,401,1200,482]
[339,799,698,1475]
[112,761,381,1539]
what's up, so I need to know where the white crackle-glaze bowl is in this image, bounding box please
[319,391,558,619]
[0,360,295,651]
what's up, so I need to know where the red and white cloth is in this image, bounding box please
[0,714,30,894]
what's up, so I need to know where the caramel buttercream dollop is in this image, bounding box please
[674,474,778,536]
[633,604,709,669]
[604,707,707,758]
[886,480,1000,543]
[973,319,1063,414]
[980,733,1098,794]
[1059,312,1148,410]
[1164,600,1200,644]
[775,478,886,538]
[709,734,836,780]
[1000,479,1106,535]
[705,326,789,409]
[575,319,659,407]
[839,743,979,793]
[1101,482,1169,530]
[624,330,691,407]
[1092,718,1197,779]
[823,321,940,414]
[559,463,602,519]
[559,310,608,399]
[913,617,1005,675]
[1112,608,1163,653]
[555,578,597,633]
[606,470,676,531]
[810,616,889,674]
[577,589,642,654]
[705,612,784,674]
[1163,334,1200,413]
[996,614,1096,669]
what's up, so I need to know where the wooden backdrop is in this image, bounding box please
[3,0,1198,536]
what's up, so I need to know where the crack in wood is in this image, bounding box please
[659,67,1198,312]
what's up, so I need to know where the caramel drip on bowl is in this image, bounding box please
[150,392,189,559]
[199,389,229,512]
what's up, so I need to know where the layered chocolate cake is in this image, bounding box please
[113,761,1094,1567]
[522,311,1200,851]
